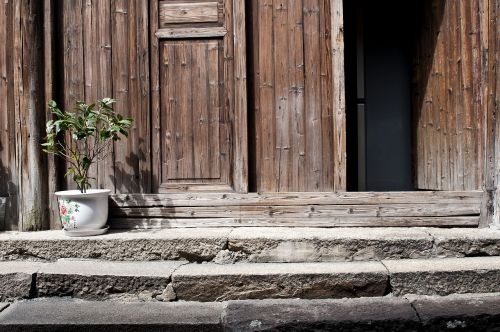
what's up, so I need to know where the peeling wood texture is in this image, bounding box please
[413,0,486,191]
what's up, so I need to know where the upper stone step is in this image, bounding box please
[2,256,500,302]
[1,227,500,263]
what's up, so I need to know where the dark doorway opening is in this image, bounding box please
[345,0,420,191]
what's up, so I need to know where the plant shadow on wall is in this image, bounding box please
[110,140,176,230]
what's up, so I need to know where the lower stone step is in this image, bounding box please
[1,294,500,331]
[2,257,500,302]
[1,227,500,263]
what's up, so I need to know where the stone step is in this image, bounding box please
[1,227,500,263]
[1,293,500,331]
[2,257,500,302]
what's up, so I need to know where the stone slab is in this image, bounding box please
[0,228,230,262]
[0,262,41,301]
[383,257,500,296]
[36,260,185,301]
[172,261,388,301]
[0,299,223,332]
[426,228,500,257]
[223,297,420,332]
[228,227,434,262]
[409,293,500,331]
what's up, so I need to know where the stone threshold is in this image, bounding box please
[1,293,500,331]
[1,227,500,263]
[2,257,500,302]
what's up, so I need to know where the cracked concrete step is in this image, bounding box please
[1,294,500,331]
[3,257,500,302]
[2,227,500,263]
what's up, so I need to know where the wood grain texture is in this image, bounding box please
[59,0,151,194]
[413,0,485,191]
[109,216,479,229]
[251,0,341,192]
[159,2,219,25]
[152,0,246,192]
[13,0,48,231]
[109,190,482,228]
[0,0,16,230]
[155,27,227,38]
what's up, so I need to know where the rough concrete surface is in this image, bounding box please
[223,297,420,332]
[0,228,230,262]
[36,260,185,301]
[384,256,500,296]
[0,299,223,332]
[408,293,500,331]
[0,262,41,301]
[172,262,388,301]
[2,227,500,264]
[228,227,434,262]
[3,294,500,331]
[427,228,500,258]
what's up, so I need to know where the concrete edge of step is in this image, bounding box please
[2,257,500,302]
[0,294,500,331]
[1,227,500,263]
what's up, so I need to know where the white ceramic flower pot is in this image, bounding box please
[55,189,111,236]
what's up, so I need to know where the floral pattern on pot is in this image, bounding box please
[58,199,80,229]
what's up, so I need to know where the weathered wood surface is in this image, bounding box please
[155,27,227,38]
[250,0,342,192]
[159,2,220,25]
[331,0,346,191]
[108,216,479,229]
[152,0,247,193]
[111,191,483,207]
[0,0,16,230]
[109,191,481,228]
[413,0,485,191]
[0,197,6,230]
[485,0,500,228]
[60,0,150,194]
[13,0,48,231]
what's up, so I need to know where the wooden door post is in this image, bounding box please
[13,0,48,231]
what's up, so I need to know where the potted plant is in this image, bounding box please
[42,98,132,236]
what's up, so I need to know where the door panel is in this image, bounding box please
[152,0,247,193]
[250,0,342,192]
[413,0,483,190]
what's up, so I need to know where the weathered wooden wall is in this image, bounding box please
[60,0,151,194]
[413,0,486,191]
[249,0,344,192]
[0,0,49,231]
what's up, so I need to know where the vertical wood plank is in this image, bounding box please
[14,0,48,230]
[233,0,248,193]
[331,0,346,191]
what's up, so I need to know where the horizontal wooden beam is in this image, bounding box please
[108,191,482,228]
[159,2,220,25]
[155,27,227,39]
[108,216,479,229]
[110,191,483,208]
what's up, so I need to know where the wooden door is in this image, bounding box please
[151,0,247,193]
[413,0,484,191]
[249,0,345,192]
